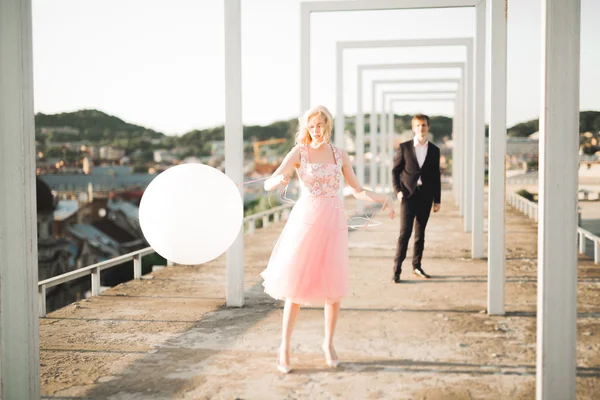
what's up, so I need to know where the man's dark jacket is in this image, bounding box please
[392,140,441,204]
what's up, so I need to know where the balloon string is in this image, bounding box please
[239,175,383,230]
[237,176,270,186]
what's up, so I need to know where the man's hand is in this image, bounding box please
[433,203,441,213]
[396,192,403,201]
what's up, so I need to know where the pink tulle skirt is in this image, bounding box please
[261,195,348,306]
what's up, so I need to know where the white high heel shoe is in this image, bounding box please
[277,362,292,374]
[322,344,339,368]
[277,347,292,374]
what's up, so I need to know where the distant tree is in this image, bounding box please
[580,111,600,134]
[516,189,535,201]
[508,120,539,137]
[131,164,148,173]
[44,147,63,158]
[507,111,600,138]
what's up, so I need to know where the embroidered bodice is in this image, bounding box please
[297,144,343,197]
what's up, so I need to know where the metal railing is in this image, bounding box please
[244,202,294,233]
[37,247,155,317]
[506,177,538,185]
[507,192,539,222]
[37,203,295,317]
[508,192,599,264]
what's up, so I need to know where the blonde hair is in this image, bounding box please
[295,105,334,145]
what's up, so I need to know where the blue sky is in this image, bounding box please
[32,0,599,135]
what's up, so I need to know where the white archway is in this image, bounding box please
[335,38,472,210]
[370,79,463,210]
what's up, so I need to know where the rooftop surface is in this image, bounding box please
[40,192,600,399]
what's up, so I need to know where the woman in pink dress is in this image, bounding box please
[262,105,395,373]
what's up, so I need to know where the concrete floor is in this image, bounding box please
[40,191,600,399]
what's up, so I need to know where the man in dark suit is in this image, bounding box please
[391,114,441,283]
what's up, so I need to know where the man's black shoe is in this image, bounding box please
[413,267,431,279]
[391,275,401,284]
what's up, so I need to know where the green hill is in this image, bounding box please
[35,109,165,143]
[35,109,456,146]
[35,109,600,155]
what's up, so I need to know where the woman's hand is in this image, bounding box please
[381,196,395,220]
[280,174,290,187]
[264,174,290,191]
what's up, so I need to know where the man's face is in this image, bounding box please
[412,119,429,140]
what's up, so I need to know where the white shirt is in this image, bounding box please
[413,136,429,186]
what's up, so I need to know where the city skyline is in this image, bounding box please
[32,0,600,135]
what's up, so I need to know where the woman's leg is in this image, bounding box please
[323,301,340,363]
[279,299,301,366]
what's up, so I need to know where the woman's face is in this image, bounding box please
[307,114,327,143]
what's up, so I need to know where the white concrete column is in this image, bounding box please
[335,44,346,199]
[300,3,310,113]
[356,68,365,186]
[463,34,474,233]
[380,92,387,192]
[0,0,41,397]
[388,109,395,193]
[537,0,580,398]
[471,0,486,258]
[487,0,508,315]
[452,99,457,202]
[457,75,464,216]
[335,43,345,150]
[455,89,463,212]
[224,0,244,307]
[370,82,378,191]
[456,84,464,209]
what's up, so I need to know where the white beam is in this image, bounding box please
[373,78,461,84]
[339,38,474,49]
[457,69,465,216]
[356,66,365,187]
[370,89,378,191]
[388,109,395,189]
[388,96,457,101]
[537,0,580,398]
[300,2,310,112]
[380,94,388,191]
[487,0,507,315]
[0,0,41,397]
[455,82,464,214]
[452,95,459,203]
[471,0,486,258]
[356,65,365,206]
[463,44,474,233]
[303,0,481,13]
[360,62,467,70]
[381,90,458,95]
[335,44,345,150]
[224,0,244,307]
[389,98,457,103]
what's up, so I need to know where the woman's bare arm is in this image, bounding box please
[264,145,301,191]
[340,150,395,219]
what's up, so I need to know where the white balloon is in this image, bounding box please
[139,164,243,265]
